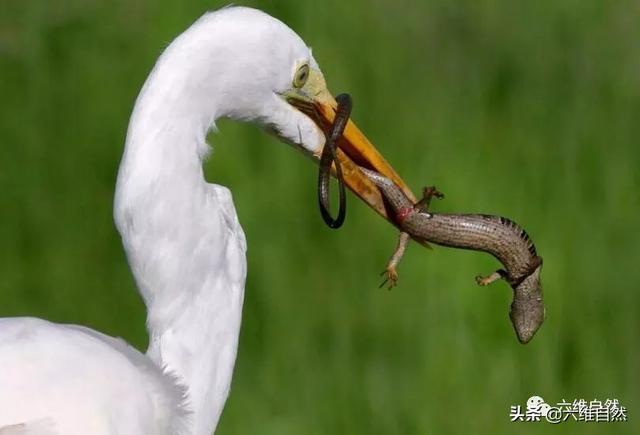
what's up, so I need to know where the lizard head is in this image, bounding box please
[509,262,545,344]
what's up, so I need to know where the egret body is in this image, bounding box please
[0,7,408,435]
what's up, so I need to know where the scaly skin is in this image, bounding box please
[361,168,545,344]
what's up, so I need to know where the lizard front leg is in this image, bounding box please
[475,269,508,286]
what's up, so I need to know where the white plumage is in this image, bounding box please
[0,7,327,435]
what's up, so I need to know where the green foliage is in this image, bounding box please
[1,1,638,433]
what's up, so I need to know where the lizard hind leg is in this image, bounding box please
[414,186,444,213]
[379,232,411,290]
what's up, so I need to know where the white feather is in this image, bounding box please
[0,6,326,435]
[0,418,57,435]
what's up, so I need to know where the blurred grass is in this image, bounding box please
[1,0,639,434]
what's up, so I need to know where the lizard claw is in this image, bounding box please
[379,267,399,290]
[475,275,491,286]
[422,186,444,200]
[414,186,444,212]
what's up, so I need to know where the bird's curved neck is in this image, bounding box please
[115,55,245,435]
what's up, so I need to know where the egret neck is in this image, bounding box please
[114,24,247,435]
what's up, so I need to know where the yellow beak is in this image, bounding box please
[286,70,416,224]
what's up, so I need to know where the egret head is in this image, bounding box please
[148,6,413,219]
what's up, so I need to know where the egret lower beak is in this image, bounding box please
[289,92,416,223]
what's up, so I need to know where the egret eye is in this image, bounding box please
[293,64,309,88]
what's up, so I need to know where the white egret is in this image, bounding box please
[0,7,413,435]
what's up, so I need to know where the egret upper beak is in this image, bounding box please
[285,69,416,223]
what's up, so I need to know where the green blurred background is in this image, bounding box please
[1,1,638,433]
